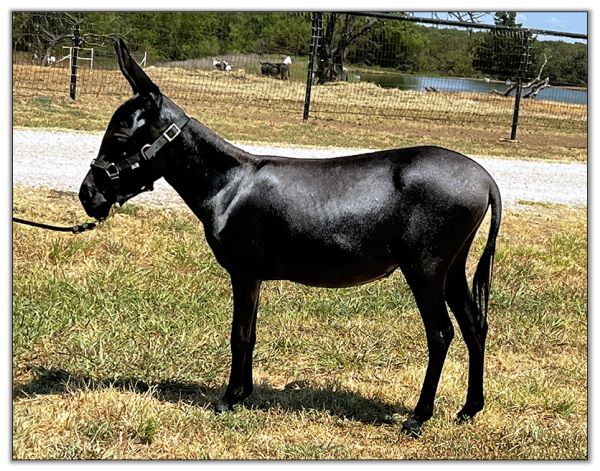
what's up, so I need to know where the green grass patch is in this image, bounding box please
[12,186,587,459]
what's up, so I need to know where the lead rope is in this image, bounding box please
[12,217,100,234]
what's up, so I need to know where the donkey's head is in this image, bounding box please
[79,39,188,219]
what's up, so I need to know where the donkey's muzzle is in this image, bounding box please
[79,170,114,220]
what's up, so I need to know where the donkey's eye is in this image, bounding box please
[112,132,131,142]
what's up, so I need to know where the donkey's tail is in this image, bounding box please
[472,182,502,329]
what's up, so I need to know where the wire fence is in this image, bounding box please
[13,31,308,114]
[12,12,587,138]
[304,12,586,136]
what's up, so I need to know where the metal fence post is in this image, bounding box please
[69,24,82,100]
[510,30,531,140]
[303,12,322,122]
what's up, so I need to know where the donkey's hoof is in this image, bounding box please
[401,417,422,438]
[456,404,483,423]
[213,400,233,414]
[455,411,474,424]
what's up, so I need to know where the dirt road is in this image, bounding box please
[13,129,587,211]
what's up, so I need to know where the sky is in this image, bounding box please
[513,11,587,35]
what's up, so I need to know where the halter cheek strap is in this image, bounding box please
[91,115,190,202]
[141,121,186,160]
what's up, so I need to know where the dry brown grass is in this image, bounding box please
[13,186,587,460]
[13,63,587,162]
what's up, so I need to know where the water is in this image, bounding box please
[351,71,587,105]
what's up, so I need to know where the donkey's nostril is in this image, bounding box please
[79,183,111,219]
[79,180,108,208]
[79,185,93,205]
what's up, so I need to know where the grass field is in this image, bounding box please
[12,186,587,460]
[13,63,587,163]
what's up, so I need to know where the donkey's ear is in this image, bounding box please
[115,39,162,109]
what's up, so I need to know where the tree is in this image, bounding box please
[376,21,428,73]
[424,11,492,24]
[493,12,522,28]
[315,13,380,84]
[447,12,491,23]
[227,12,310,56]
[532,40,587,86]
[473,12,526,81]
[490,52,551,98]
[417,27,480,77]
[13,12,81,65]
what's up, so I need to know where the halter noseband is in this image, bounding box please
[91,115,190,205]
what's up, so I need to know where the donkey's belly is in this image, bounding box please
[263,246,401,288]
[253,215,404,287]
[283,263,400,288]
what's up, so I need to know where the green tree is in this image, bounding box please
[315,13,381,83]
[226,13,310,55]
[418,27,480,77]
[531,40,587,86]
[493,12,522,28]
[343,15,429,73]
[473,12,525,80]
[12,12,81,65]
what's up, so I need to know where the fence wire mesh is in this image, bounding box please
[12,11,587,138]
[306,14,586,134]
[13,33,308,112]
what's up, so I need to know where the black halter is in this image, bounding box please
[91,114,190,205]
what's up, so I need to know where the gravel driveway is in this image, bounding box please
[13,129,587,210]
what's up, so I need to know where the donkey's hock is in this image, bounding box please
[79,39,502,438]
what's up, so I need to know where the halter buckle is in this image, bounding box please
[106,162,119,179]
[162,123,181,142]
[140,144,152,161]
[91,158,119,180]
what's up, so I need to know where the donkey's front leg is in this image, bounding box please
[214,274,262,412]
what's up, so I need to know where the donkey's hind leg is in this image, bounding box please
[445,239,488,421]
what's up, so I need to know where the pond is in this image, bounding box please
[351,71,587,105]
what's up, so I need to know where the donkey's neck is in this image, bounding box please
[163,119,253,220]
[186,119,250,164]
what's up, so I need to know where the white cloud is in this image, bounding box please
[516,13,528,23]
[549,16,566,25]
